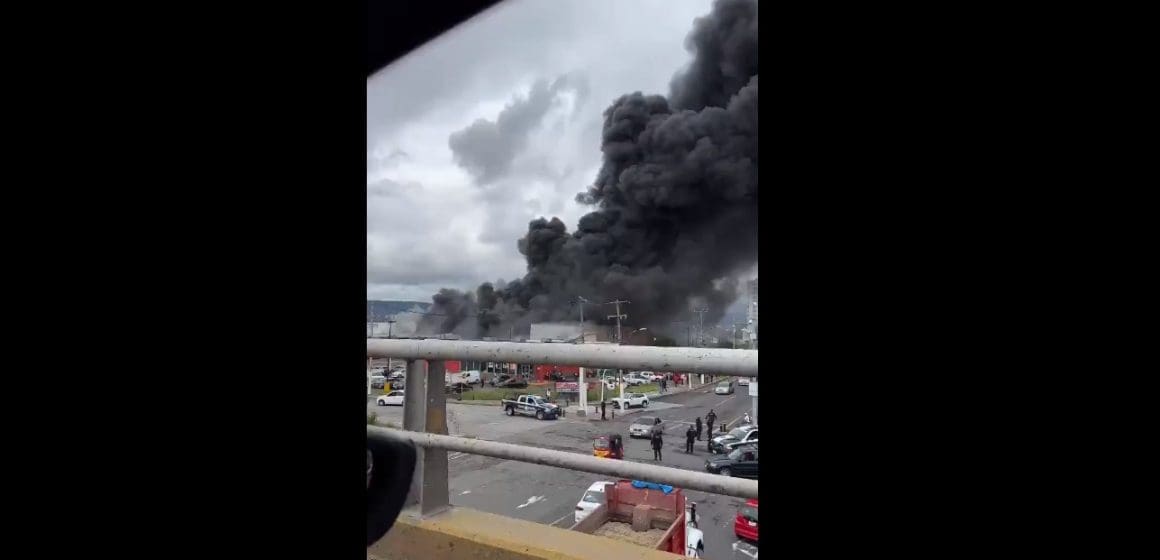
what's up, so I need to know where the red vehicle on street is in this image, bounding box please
[734,499,759,543]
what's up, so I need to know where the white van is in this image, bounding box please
[446,369,481,387]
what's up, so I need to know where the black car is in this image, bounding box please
[705,445,759,479]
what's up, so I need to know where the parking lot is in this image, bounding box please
[370,379,757,559]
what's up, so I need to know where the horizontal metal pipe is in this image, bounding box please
[367,339,758,377]
[367,426,759,499]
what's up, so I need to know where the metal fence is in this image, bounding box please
[366,339,759,516]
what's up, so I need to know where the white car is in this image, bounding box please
[737,377,750,386]
[574,481,613,524]
[714,381,735,395]
[376,390,405,406]
[622,375,649,386]
[612,393,649,409]
[639,371,664,382]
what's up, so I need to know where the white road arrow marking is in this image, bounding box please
[516,495,546,509]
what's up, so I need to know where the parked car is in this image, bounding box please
[737,377,750,386]
[574,480,614,524]
[611,393,649,410]
[490,375,528,389]
[639,371,664,382]
[714,380,735,395]
[622,374,649,386]
[734,498,759,543]
[386,370,405,381]
[370,375,387,389]
[705,445,759,478]
[376,390,405,406]
[709,425,759,454]
[628,416,663,438]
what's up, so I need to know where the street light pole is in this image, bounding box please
[621,327,648,400]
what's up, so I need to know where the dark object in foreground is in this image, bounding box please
[367,433,417,547]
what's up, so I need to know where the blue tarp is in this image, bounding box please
[631,480,674,494]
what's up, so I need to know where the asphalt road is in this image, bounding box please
[424,382,756,560]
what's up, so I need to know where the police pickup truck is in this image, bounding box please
[501,394,560,420]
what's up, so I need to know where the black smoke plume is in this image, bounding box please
[420,0,758,339]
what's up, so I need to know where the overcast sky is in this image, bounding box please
[367,0,715,302]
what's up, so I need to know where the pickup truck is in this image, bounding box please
[569,480,704,557]
[709,425,759,454]
[501,394,559,420]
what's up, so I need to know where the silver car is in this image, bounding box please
[628,416,663,438]
[714,380,735,394]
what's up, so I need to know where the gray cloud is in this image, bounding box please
[367,176,501,289]
[448,75,587,185]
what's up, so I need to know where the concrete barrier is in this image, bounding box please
[370,506,683,560]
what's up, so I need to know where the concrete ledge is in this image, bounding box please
[370,506,681,560]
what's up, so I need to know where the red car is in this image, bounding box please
[734,499,759,543]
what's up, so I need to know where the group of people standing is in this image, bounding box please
[683,409,719,452]
[653,411,718,461]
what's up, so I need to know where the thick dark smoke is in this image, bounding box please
[420,0,758,339]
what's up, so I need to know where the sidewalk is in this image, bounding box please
[573,379,717,420]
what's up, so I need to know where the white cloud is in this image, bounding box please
[367,0,714,301]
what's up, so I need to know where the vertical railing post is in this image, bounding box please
[420,360,449,515]
[402,359,427,507]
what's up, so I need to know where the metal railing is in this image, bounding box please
[366,339,759,517]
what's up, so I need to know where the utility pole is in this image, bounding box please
[605,299,630,344]
[694,308,708,347]
[574,296,593,416]
[367,302,375,338]
[386,317,396,338]
[605,299,630,400]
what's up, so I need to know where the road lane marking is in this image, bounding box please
[448,452,465,460]
[550,512,574,527]
[517,495,546,509]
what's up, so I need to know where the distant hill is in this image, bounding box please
[367,300,431,320]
